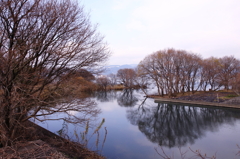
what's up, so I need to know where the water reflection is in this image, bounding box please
[38,90,240,159]
[94,90,120,102]
[94,89,138,107]
[127,102,240,148]
[117,89,138,107]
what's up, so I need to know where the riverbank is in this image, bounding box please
[154,90,240,109]
[0,121,104,159]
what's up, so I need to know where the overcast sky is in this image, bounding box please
[80,0,240,65]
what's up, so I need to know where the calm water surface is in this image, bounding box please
[36,90,240,159]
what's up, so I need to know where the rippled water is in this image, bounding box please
[37,90,240,159]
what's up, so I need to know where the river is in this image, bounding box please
[36,90,240,159]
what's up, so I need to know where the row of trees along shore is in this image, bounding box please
[98,48,240,97]
[138,48,240,96]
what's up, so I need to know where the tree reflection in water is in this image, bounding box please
[94,90,120,102]
[127,102,240,148]
[94,89,138,107]
[117,89,138,107]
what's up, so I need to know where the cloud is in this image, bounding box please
[111,0,143,10]
[112,0,131,10]
[123,0,240,57]
[82,0,240,64]
[126,20,146,31]
[108,45,155,65]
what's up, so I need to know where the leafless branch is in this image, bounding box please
[0,0,109,146]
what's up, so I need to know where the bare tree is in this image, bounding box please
[138,48,202,97]
[135,67,150,96]
[0,0,110,146]
[217,56,240,90]
[138,54,163,95]
[200,57,221,91]
[117,68,137,88]
[108,73,118,86]
[200,56,240,91]
[96,76,111,90]
[231,73,240,95]
[183,53,202,93]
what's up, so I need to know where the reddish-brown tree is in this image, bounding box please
[138,48,202,96]
[117,68,136,88]
[0,0,109,146]
[96,76,111,90]
[217,56,240,90]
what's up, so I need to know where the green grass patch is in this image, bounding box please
[225,94,239,98]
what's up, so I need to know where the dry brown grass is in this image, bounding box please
[150,90,239,100]
[0,140,69,159]
[107,85,125,90]
[0,121,105,159]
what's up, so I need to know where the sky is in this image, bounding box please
[79,0,240,65]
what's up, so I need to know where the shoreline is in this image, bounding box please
[154,97,240,109]
[0,121,104,159]
[29,121,105,159]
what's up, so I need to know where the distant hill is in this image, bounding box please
[103,64,137,75]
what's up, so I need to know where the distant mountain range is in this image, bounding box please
[103,64,137,75]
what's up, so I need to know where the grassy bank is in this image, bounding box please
[0,121,105,159]
[154,90,240,109]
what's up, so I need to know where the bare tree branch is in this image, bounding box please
[0,0,109,146]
